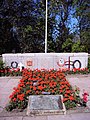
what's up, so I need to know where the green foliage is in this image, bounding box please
[73,0,90,53]
[80,30,90,53]
[72,40,86,52]
[0,0,89,53]
[0,0,45,53]
[62,38,73,52]
[24,25,32,32]
[64,100,76,110]
[0,60,5,76]
[0,60,5,69]
[88,57,90,71]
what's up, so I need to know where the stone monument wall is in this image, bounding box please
[2,53,88,70]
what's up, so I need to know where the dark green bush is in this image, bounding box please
[0,59,5,69]
[88,57,90,71]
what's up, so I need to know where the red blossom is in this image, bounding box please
[17,94,24,101]
[8,69,78,110]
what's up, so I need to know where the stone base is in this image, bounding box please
[27,95,66,116]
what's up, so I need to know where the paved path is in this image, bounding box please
[0,113,90,120]
[66,74,90,108]
[66,74,90,95]
[0,77,21,113]
[0,75,90,120]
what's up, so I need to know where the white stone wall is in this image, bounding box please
[2,53,88,70]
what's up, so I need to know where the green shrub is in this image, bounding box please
[88,57,90,71]
[72,40,87,52]
[0,59,5,69]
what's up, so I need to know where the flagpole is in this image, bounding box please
[45,0,47,53]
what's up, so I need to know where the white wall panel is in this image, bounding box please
[2,53,88,70]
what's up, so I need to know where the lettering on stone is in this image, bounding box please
[27,95,66,115]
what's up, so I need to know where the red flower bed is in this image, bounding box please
[0,67,89,77]
[6,69,79,111]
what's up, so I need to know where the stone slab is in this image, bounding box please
[2,53,88,70]
[27,95,66,116]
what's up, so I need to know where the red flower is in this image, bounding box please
[38,86,43,91]
[64,94,68,97]
[26,90,31,94]
[49,83,53,88]
[33,86,37,91]
[17,94,24,101]
[13,98,17,102]
[30,86,33,89]
[59,89,63,93]
[63,97,68,102]
[65,90,71,94]
[36,90,39,94]
[51,90,55,93]
[8,69,78,110]
[69,96,75,101]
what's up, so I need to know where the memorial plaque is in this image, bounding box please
[27,95,66,116]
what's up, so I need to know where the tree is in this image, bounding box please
[0,0,22,54]
[0,0,45,54]
[72,40,87,52]
[18,0,45,53]
[73,0,90,53]
[62,38,73,52]
[0,0,89,54]
[47,0,74,52]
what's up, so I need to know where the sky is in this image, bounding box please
[52,14,78,40]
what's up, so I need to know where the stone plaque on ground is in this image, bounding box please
[27,95,66,116]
